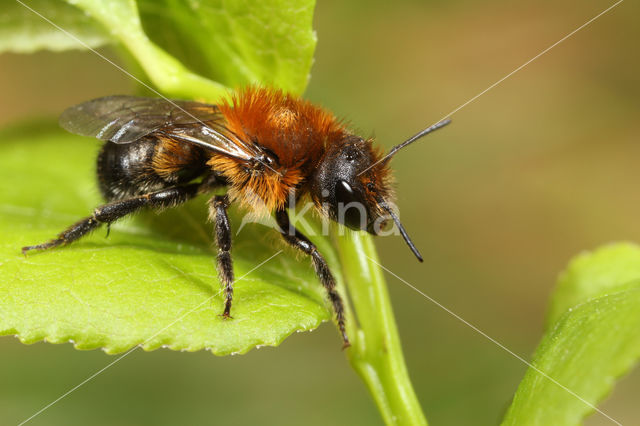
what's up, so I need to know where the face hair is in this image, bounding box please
[382,118,452,165]
[379,200,423,262]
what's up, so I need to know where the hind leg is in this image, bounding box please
[22,183,202,254]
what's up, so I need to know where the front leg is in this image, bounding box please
[209,195,234,318]
[275,209,349,348]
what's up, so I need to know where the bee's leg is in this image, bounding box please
[275,209,350,348]
[208,195,234,318]
[22,184,201,254]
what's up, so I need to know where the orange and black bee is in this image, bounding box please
[22,87,450,347]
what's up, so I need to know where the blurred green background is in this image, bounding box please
[1,0,639,424]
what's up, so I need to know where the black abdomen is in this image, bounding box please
[97,137,208,201]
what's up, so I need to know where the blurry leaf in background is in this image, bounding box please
[502,243,640,425]
[0,0,110,53]
[0,123,331,355]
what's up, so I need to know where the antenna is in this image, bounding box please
[380,200,423,262]
[358,118,451,176]
[381,118,451,165]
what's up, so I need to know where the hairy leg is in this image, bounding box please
[22,183,201,254]
[209,194,235,318]
[275,209,349,348]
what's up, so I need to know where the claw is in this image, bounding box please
[218,312,234,320]
[341,330,351,350]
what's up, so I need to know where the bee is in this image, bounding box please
[21,87,450,348]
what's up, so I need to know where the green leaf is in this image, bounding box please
[68,0,315,99]
[547,243,640,326]
[2,0,316,99]
[502,244,640,426]
[0,0,326,356]
[137,0,317,95]
[0,122,333,355]
[65,0,229,101]
[0,0,110,53]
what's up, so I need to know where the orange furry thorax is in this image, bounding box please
[219,87,346,170]
[208,87,350,214]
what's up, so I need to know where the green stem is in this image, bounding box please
[335,230,427,426]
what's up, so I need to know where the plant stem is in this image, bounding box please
[335,230,427,426]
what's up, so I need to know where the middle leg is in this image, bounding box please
[209,194,234,318]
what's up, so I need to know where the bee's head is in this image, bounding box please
[311,135,392,233]
[312,134,426,262]
[310,119,451,262]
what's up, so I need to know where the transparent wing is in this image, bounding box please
[160,124,259,162]
[59,95,259,161]
[59,95,223,144]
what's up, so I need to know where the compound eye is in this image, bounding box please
[335,180,367,230]
[335,180,355,202]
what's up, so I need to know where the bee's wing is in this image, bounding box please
[59,95,223,144]
[59,95,259,162]
[160,122,260,162]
